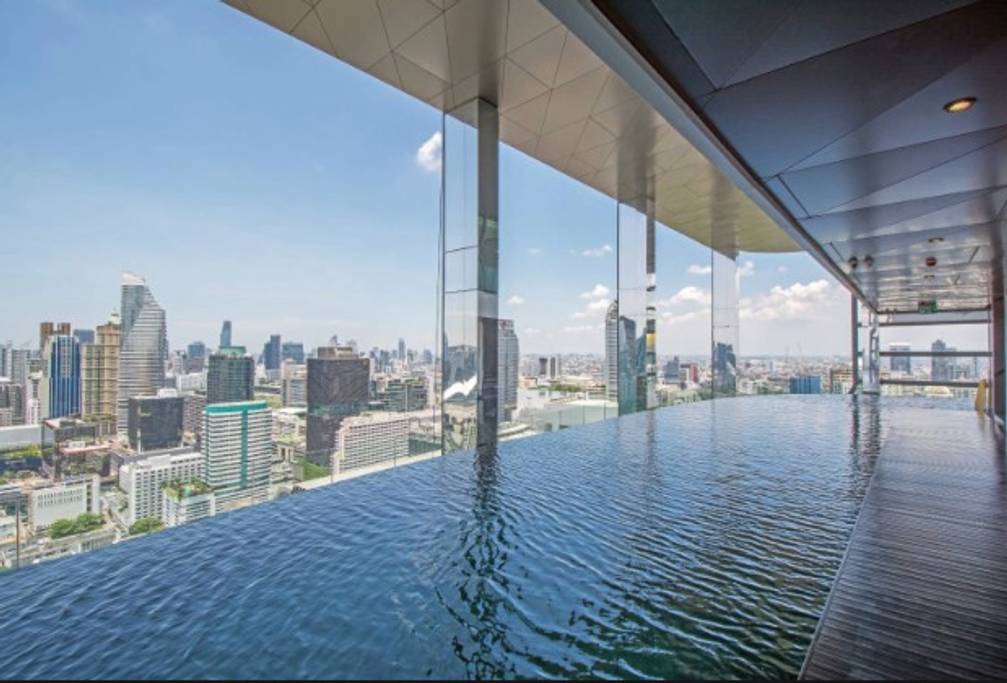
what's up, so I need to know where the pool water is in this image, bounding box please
[0,395,884,679]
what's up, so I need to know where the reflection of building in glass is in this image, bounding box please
[605,301,618,401]
[617,315,638,414]
[117,273,167,432]
[128,393,185,453]
[888,343,911,373]
[713,342,737,395]
[498,320,519,421]
[931,339,953,381]
[789,375,822,394]
[203,401,271,508]
[207,347,254,405]
[306,346,369,465]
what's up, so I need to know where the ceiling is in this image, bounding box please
[223,0,796,254]
[591,0,1007,313]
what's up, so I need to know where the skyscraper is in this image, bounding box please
[185,341,207,373]
[73,329,95,345]
[262,334,282,371]
[932,339,954,381]
[207,347,255,405]
[398,338,406,362]
[281,341,305,364]
[888,343,911,374]
[306,346,369,465]
[219,320,232,349]
[117,273,167,432]
[497,320,519,421]
[605,301,619,402]
[82,313,120,425]
[39,322,70,353]
[42,335,81,419]
[203,401,271,509]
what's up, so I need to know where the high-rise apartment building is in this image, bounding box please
[41,335,81,419]
[281,361,307,408]
[334,412,410,473]
[306,346,369,465]
[219,320,232,349]
[182,392,206,443]
[128,393,185,453]
[117,273,167,432]
[206,346,254,405]
[382,377,428,412]
[203,401,271,508]
[498,320,519,421]
[118,449,203,525]
[81,314,120,426]
[605,301,619,401]
[262,334,281,371]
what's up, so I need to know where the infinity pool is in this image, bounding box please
[0,396,883,679]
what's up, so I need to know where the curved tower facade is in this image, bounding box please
[117,272,167,433]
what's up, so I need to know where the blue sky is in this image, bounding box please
[2,0,980,357]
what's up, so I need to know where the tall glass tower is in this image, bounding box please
[117,273,167,433]
[219,320,232,349]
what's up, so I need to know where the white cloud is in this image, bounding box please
[687,264,712,275]
[777,265,788,273]
[523,327,541,336]
[657,286,710,309]
[581,243,613,257]
[579,283,611,300]
[563,323,605,333]
[506,295,525,306]
[740,279,835,321]
[415,131,442,173]
[662,309,710,326]
[738,260,756,278]
[571,298,612,319]
[527,247,542,256]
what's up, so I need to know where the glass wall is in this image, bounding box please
[616,201,657,415]
[711,250,739,397]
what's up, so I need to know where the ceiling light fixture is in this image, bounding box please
[943,96,976,113]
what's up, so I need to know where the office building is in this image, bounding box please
[203,401,271,508]
[128,393,185,453]
[73,329,95,345]
[281,361,307,408]
[28,474,100,532]
[206,346,254,405]
[789,375,822,395]
[117,273,167,432]
[118,449,203,525]
[183,392,206,441]
[0,380,23,426]
[334,412,410,474]
[498,320,519,420]
[185,341,207,373]
[397,338,406,362]
[262,334,281,372]
[888,343,911,374]
[383,377,428,413]
[306,346,369,465]
[81,314,120,425]
[932,339,954,382]
[281,341,304,364]
[41,334,81,419]
[219,320,232,349]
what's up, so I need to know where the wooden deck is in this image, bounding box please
[802,407,1007,679]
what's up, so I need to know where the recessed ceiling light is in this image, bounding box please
[943,97,976,113]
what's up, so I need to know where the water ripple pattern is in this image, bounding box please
[0,396,885,679]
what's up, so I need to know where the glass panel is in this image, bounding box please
[616,201,656,415]
[711,250,739,397]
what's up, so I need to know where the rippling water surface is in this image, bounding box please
[0,396,886,679]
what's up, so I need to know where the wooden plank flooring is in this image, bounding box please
[802,408,1007,680]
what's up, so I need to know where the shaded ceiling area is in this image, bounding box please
[224,0,796,254]
[592,0,1007,313]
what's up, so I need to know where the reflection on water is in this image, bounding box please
[0,396,885,679]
